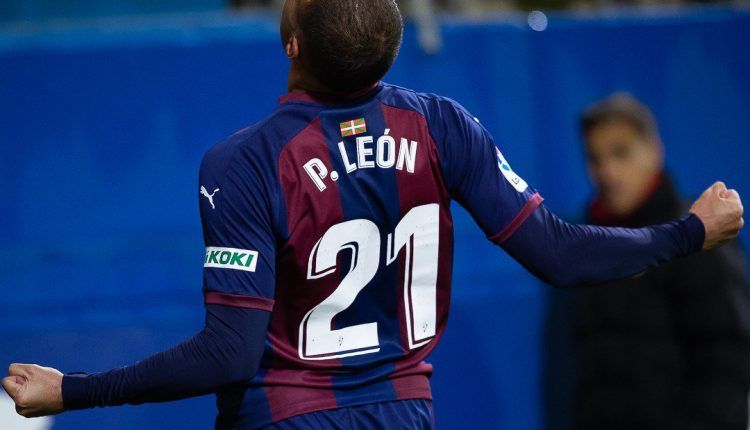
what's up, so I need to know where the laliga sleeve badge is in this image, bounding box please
[496,148,528,193]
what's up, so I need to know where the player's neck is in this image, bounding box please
[287,63,330,94]
[285,63,380,100]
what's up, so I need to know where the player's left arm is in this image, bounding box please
[500,201,704,288]
[433,99,742,288]
[1,139,279,417]
[499,182,742,288]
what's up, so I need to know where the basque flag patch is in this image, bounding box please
[340,118,367,137]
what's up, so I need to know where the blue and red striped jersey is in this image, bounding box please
[198,82,542,427]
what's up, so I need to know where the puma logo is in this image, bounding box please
[200,186,220,210]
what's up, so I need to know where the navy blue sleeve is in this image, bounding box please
[428,98,543,239]
[427,97,704,286]
[61,137,280,409]
[501,203,706,288]
[61,304,270,409]
[199,137,278,311]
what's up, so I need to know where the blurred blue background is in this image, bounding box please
[1,2,749,429]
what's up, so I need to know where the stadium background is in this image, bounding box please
[0,1,748,429]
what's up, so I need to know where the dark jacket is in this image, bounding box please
[547,175,750,430]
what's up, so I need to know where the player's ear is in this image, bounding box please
[285,35,299,60]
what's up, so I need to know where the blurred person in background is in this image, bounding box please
[569,93,750,430]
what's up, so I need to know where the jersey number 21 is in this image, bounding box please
[299,203,439,360]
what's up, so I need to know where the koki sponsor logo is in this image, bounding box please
[340,118,367,137]
[204,247,259,272]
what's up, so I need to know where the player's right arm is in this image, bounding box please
[62,139,279,409]
[2,137,277,417]
[431,99,743,288]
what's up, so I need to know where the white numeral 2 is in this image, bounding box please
[299,204,439,360]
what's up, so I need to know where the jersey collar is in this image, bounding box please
[278,82,383,106]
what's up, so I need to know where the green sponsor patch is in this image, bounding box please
[204,247,258,272]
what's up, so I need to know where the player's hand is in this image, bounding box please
[1,363,64,418]
[689,182,744,250]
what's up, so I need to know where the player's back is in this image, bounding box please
[198,83,540,428]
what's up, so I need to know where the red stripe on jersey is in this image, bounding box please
[204,292,274,311]
[259,369,340,424]
[266,116,344,421]
[381,104,454,400]
[388,368,434,401]
[489,193,544,244]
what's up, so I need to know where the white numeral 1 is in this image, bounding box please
[387,204,439,348]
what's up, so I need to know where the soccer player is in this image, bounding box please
[2,1,744,429]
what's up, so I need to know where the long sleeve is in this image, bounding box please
[499,203,705,288]
[62,304,270,408]
[61,134,281,409]
[427,98,704,288]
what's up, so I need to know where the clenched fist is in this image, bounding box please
[690,182,744,250]
[1,364,64,418]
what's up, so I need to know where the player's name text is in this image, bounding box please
[303,129,418,192]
